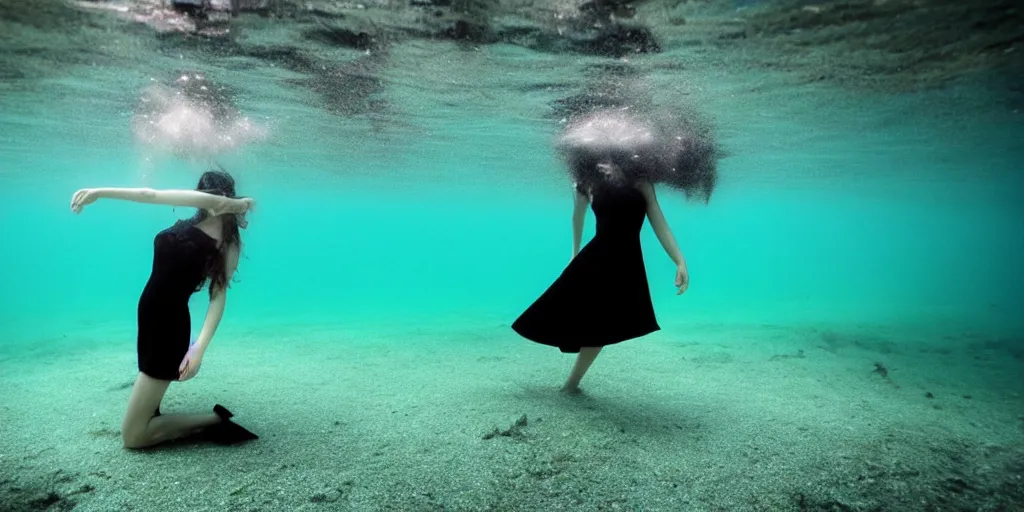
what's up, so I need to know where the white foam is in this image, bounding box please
[132,81,267,161]
[559,110,656,151]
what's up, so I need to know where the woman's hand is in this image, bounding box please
[209,197,254,217]
[70,189,99,213]
[178,343,204,381]
[675,265,689,295]
[231,197,255,214]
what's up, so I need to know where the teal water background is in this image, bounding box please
[1,53,1022,350]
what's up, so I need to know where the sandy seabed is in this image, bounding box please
[1,320,1022,511]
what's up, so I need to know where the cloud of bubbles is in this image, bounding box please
[132,71,268,164]
[556,107,720,203]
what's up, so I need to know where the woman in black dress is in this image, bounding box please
[512,110,716,394]
[70,169,258,448]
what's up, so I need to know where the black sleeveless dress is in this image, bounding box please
[137,220,219,381]
[512,182,660,353]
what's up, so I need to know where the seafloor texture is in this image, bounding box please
[0,322,1022,511]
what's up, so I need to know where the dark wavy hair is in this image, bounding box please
[564,146,657,194]
[188,168,243,297]
[558,109,719,203]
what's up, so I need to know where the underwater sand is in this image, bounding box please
[1,319,1021,511]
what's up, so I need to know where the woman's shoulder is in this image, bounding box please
[632,180,656,195]
[157,219,188,235]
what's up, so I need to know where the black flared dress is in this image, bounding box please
[512,182,660,353]
[137,220,219,381]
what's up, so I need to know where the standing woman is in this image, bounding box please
[512,110,718,394]
[70,169,259,448]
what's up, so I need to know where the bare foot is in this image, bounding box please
[560,385,584,396]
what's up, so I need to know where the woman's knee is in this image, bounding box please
[121,405,156,448]
[122,435,144,449]
[120,373,168,448]
[121,419,147,449]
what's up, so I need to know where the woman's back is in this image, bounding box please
[143,220,219,302]
[590,183,648,239]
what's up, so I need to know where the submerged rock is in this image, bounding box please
[83,0,665,56]
[297,48,393,120]
[302,25,379,50]
[550,62,650,120]
[725,0,1024,91]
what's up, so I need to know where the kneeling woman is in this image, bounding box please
[71,169,259,448]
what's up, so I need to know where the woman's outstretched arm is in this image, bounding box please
[636,181,689,294]
[178,244,240,381]
[71,187,252,216]
[572,184,590,260]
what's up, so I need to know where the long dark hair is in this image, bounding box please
[188,168,243,297]
[564,147,651,195]
[558,108,719,203]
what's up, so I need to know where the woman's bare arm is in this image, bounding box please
[572,184,590,259]
[71,187,252,215]
[191,244,240,357]
[637,181,686,268]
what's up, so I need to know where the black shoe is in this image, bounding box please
[200,404,259,446]
[213,404,233,420]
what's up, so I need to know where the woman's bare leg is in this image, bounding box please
[121,372,220,449]
[563,347,602,393]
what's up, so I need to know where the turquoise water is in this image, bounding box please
[4,71,1022,344]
